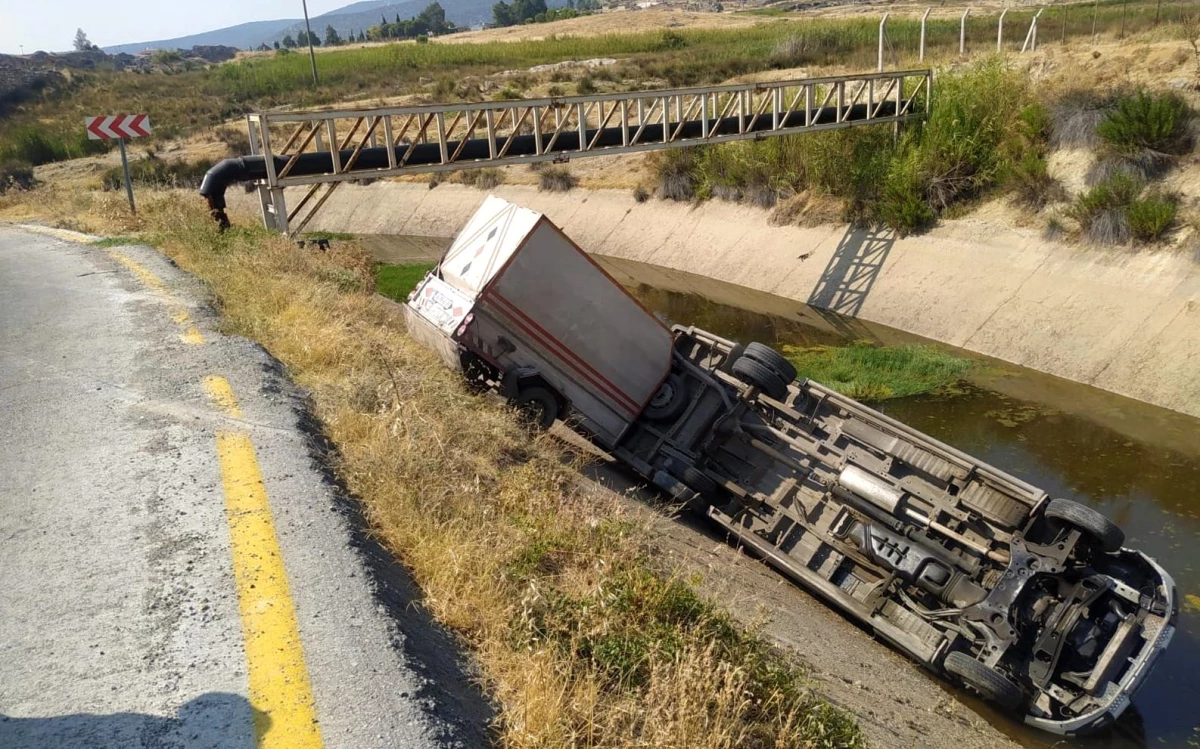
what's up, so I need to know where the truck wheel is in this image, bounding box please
[513,387,559,429]
[681,466,719,499]
[731,357,788,401]
[743,342,797,383]
[1044,498,1124,553]
[645,374,689,422]
[944,652,1024,711]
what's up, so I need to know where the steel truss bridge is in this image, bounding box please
[200,69,932,234]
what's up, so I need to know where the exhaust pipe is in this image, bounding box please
[199,101,899,228]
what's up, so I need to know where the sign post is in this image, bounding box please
[86,114,152,215]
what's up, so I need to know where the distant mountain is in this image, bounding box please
[103,19,302,55]
[103,0,502,54]
[270,0,499,45]
[317,0,392,15]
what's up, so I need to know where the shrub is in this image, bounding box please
[473,167,504,189]
[648,148,696,201]
[1127,192,1178,243]
[658,30,687,51]
[547,84,564,97]
[1096,90,1194,156]
[575,74,597,95]
[215,126,253,156]
[1068,173,1143,244]
[632,184,649,203]
[880,152,934,235]
[0,161,37,194]
[1009,151,1064,210]
[494,86,523,100]
[538,164,576,192]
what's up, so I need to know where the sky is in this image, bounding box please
[0,0,359,54]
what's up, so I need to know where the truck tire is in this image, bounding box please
[513,386,559,429]
[1044,498,1124,553]
[732,357,788,401]
[645,374,689,422]
[944,652,1024,711]
[743,342,797,383]
[681,465,719,498]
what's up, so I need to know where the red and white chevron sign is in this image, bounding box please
[85,114,152,140]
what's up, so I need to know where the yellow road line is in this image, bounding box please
[206,376,324,749]
[106,250,205,345]
[203,375,244,419]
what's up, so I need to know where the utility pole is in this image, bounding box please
[302,0,319,87]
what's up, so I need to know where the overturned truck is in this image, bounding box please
[405,196,1176,735]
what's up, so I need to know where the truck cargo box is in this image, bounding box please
[407,196,673,444]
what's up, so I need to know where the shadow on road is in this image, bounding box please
[0,692,260,749]
[807,225,896,318]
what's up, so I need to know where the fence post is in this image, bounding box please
[961,8,970,55]
[920,7,931,62]
[1022,9,1043,52]
[878,12,889,72]
[998,9,1007,52]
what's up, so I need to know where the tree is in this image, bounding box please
[282,34,297,48]
[324,25,343,46]
[273,40,281,50]
[73,28,95,52]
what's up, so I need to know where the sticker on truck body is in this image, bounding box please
[410,275,475,335]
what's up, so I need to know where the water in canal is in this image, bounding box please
[593,255,1200,749]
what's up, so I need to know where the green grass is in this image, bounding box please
[376,262,435,300]
[91,236,142,248]
[782,341,972,401]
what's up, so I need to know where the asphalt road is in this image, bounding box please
[0,227,489,749]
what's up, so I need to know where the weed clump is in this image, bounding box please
[1048,88,1115,149]
[0,161,37,194]
[649,148,696,201]
[451,167,505,190]
[1068,173,1147,245]
[537,164,577,192]
[575,74,597,95]
[1127,191,1179,243]
[781,341,972,401]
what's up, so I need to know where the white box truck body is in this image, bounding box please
[406,195,673,445]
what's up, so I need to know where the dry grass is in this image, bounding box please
[0,185,864,749]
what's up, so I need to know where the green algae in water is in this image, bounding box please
[782,341,972,401]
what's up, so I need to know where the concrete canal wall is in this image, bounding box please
[232,182,1200,418]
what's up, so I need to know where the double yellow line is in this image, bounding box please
[101,243,323,749]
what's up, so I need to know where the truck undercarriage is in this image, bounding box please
[614,328,1176,734]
